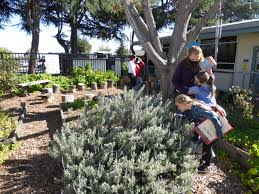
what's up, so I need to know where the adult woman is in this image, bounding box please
[172,46,204,95]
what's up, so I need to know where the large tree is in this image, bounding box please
[41,0,128,54]
[0,0,13,29]
[12,0,41,74]
[122,0,226,97]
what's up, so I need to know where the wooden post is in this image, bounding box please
[53,84,60,93]
[21,86,28,97]
[91,82,98,90]
[100,82,107,90]
[107,79,113,88]
[77,83,85,91]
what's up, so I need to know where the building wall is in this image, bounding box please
[234,32,259,88]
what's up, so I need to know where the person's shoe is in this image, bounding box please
[197,164,209,173]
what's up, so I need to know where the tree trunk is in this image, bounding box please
[159,65,174,98]
[70,22,78,54]
[27,0,40,74]
[28,29,40,74]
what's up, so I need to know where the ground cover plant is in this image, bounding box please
[49,90,198,193]
[219,86,259,193]
[222,86,258,151]
[63,99,97,111]
[224,116,259,151]
[240,143,259,193]
[0,110,20,164]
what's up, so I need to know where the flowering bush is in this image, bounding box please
[228,86,254,119]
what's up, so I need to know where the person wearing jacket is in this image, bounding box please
[128,55,137,89]
[135,57,145,91]
[172,46,204,95]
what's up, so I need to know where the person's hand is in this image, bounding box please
[207,56,217,66]
[211,105,227,117]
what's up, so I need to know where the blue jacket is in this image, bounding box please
[184,105,223,140]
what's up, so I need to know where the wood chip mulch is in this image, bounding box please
[0,88,248,194]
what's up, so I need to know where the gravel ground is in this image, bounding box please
[192,160,247,194]
[0,88,247,194]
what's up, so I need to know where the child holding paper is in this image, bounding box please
[199,56,217,78]
[175,94,224,172]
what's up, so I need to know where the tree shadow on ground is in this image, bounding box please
[22,109,61,137]
[0,154,63,194]
[0,100,64,193]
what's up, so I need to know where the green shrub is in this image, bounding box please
[241,143,259,193]
[49,90,198,194]
[64,99,85,110]
[121,63,128,76]
[0,110,20,164]
[0,111,17,138]
[225,116,259,150]
[0,48,19,95]
[228,86,254,119]
[72,66,119,86]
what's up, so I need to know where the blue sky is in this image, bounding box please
[0,16,172,54]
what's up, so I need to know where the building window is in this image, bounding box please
[200,36,237,70]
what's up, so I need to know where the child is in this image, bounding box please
[175,94,224,172]
[188,71,227,116]
[188,71,216,106]
[199,56,217,78]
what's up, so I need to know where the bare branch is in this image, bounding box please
[176,0,225,63]
[122,0,166,66]
[167,0,195,64]
[141,0,165,59]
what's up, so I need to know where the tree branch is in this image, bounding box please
[167,0,195,64]
[141,0,165,58]
[176,0,225,64]
[122,0,166,66]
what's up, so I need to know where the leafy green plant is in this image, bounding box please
[0,111,17,138]
[63,99,85,110]
[121,63,128,76]
[64,99,98,111]
[0,48,19,95]
[225,115,259,151]
[0,110,21,164]
[11,74,72,95]
[0,142,21,164]
[240,144,259,193]
[72,66,119,86]
[228,86,254,119]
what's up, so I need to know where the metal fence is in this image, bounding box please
[59,53,130,76]
[0,52,46,74]
[0,52,130,76]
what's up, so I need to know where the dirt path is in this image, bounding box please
[0,91,248,194]
[0,93,63,193]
